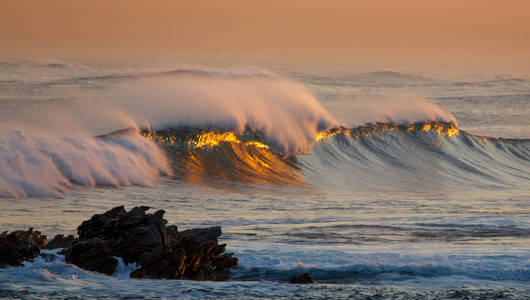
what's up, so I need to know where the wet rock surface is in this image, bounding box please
[1,206,238,281]
[65,206,238,280]
[44,234,78,250]
[288,273,314,284]
[0,228,47,268]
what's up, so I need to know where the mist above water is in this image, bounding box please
[88,72,457,153]
[0,132,171,198]
[324,95,457,128]
[105,76,338,153]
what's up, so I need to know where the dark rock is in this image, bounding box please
[44,234,78,250]
[149,210,168,246]
[215,269,231,281]
[77,205,126,240]
[67,237,117,275]
[131,246,187,279]
[288,273,314,284]
[166,225,180,245]
[180,226,222,247]
[113,209,168,264]
[63,206,237,281]
[196,263,216,281]
[214,253,239,270]
[0,228,47,267]
[116,206,150,229]
[213,252,238,281]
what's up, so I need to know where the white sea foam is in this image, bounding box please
[0,131,171,198]
[1,248,526,289]
[113,257,139,278]
[230,247,530,282]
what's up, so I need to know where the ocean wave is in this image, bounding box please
[453,78,528,87]
[231,249,530,283]
[233,262,530,283]
[0,60,92,71]
[0,131,171,198]
[2,120,528,198]
[140,121,529,191]
[37,66,277,86]
[302,122,529,191]
[1,65,528,196]
[289,70,447,88]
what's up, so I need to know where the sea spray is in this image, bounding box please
[0,131,171,198]
[103,76,338,153]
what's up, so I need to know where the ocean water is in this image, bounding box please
[0,62,529,299]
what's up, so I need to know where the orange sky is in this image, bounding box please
[1,0,529,72]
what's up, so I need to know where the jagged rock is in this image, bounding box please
[166,225,180,245]
[64,206,238,281]
[213,253,239,280]
[288,273,314,284]
[0,228,47,268]
[130,246,186,279]
[180,226,222,247]
[116,206,150,229]
[77,205,126,240]
[67,237,117,275]
[44,234,78,250]
[114,208,167,264]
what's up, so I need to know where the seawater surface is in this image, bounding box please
[0,62,529,299]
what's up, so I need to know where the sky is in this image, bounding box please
[1,0,529,73]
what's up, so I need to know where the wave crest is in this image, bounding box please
[140,121,529,191]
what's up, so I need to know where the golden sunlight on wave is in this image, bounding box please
[142,130,177,144]
[141,129,304,187]
[188,132,270,150]
[141,130,270,149]
[139,122,460,188]
[316,121,459,141]
[176,143,305,187]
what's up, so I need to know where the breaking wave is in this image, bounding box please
[140,121,529,191]
[1,66,528,197]
[1,119,528,197]
[0,131,171,198]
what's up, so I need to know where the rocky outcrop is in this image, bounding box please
[0,206,238,280]
[288,273,314,284]
[0,228,47,268]
[64,206,238,280]
[67,237,118,275]
[44,234,77,250]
